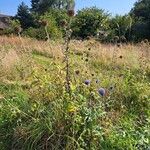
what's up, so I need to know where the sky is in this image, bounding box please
[0,0,137,16]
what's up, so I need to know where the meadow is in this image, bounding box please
[0,36,150,150]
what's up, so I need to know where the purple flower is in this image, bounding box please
[84,80,91,85]
[98,88,106,96]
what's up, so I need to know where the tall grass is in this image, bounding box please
[0,36,150,150]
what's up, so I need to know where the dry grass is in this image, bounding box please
[0,36,149,74]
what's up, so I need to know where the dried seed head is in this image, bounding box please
[91,73,94,77]
[40,20,48,26]
[14,26,22,34]
[114,36,119,42]
[85,58,88,62]
[67,9,75,17]
[117,43,121,47]
[119,55,123,59]
[60,20,67,27]
[75,70,80,75]
[96,79,100,84]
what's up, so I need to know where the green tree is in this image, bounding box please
[16,2,34,29]
[130,0,150,40]
[72,7,109,39]
[109,15,133,41]
[31,0,75,14]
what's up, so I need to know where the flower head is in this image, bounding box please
[75,70,80,75]
[67,9,75,17]
[60,19,67,27]
[84,80,91,85]
[14,26,22,34]
[98,88,106,96]
[40,20,48,26]
[119,55,123,59]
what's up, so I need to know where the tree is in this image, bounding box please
[72,7,110,39]
[31,0,75,14]
[130,0,150,40]
[109,15,133,41]
[16,2,34,29]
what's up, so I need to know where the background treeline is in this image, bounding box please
[4,0,150,42]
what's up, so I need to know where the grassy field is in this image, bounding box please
[0,36,150,150]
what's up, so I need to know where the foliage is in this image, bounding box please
[109,15,133,41]
[72,7,110,39]
[23,13,62,40]
[16,2,35,29]
[2,19,21,35]
[31,0,75,14]
[130,0,150,41]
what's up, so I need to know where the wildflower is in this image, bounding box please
[84,80,91,85]
[98,88,106,96]
[67,9,75,17]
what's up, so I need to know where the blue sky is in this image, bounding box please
[0,0,137,16]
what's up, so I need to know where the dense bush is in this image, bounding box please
[23,13,62,40]
[72,7,109,39]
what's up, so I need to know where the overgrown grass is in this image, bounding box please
[0,36,150,150]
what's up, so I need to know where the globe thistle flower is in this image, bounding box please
[84,80,91,85]
[98,88,106,96]
[67,9,75,17]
